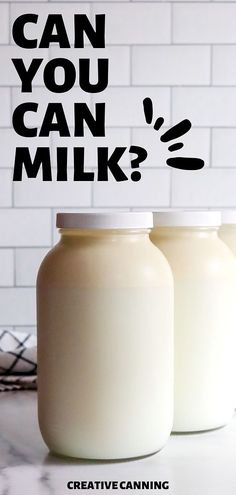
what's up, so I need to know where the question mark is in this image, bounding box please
[129,145,148,182]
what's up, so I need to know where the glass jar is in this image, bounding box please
[37,212,173,459]
[151,211,236,432]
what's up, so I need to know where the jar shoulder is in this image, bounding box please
[219,230,236,253]
[37,239,173,288]
[152,237,236,279]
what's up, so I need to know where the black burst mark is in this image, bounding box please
[143,97,153,124]
[166,157,204,170]
[154,117,164,131]
[142,98,205,171]
[160,119,192,142]
[168,142,184,152]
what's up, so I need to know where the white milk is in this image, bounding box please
[37,212,173,459]
[151,211,236,432]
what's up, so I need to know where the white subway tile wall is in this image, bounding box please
[0,1,235,329]
[15,248,49,286]
[0,4,9,44]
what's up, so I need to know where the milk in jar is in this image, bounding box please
[37,212,174,459]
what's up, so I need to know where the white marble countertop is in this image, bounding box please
[0,391,236,495]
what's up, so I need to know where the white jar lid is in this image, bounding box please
[221,210,236,225]
[153,211,221,227]
[57,212,153,229]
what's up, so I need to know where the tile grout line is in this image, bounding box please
[89,2,93,113]
[3,1,226,3]
[0,286,37,289]
[209,44,213,168]
[13,247,16,288]
[210,45,213,85]
[6,84,236,89]
[1,125,236,130]
[169,169,173,209]
[130,45,133,86]
[169,86,173,207]
[9,2,14,213]
[89,2,93,22]
[8,3,11,46]
[50,208,54,246]
[209,127,213,168]
[170,2,173,45]
[10,87,14,208]
[89,0,94,223]
[91,180,94,207]
[129,42,133,190]
[2,43,236,48]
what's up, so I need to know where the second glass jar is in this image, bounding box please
[151,211,236,432]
